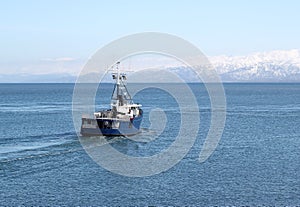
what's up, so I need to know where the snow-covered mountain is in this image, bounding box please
[209,49,300,81]
[1,49,300,83]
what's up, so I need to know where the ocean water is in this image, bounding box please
[0,83,300,206]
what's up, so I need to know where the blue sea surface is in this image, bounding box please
[0,83,300,206]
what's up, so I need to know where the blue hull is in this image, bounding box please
[81,115,142,136]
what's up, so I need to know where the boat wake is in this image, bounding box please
[0,131,79,163]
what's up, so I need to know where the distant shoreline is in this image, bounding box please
[1,82,300,84]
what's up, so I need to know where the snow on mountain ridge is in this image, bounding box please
[210,49,300,70]
[209,49,300,81]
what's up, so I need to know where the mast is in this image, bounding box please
[116,61,120,102]
[105,61,142,120]
[111,62,131,113]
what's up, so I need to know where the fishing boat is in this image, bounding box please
[80,62,143,136]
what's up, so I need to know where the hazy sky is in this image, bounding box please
[1,0,300,74]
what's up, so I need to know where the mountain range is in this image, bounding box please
[1,49,300,82]
[210,49,300,82]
